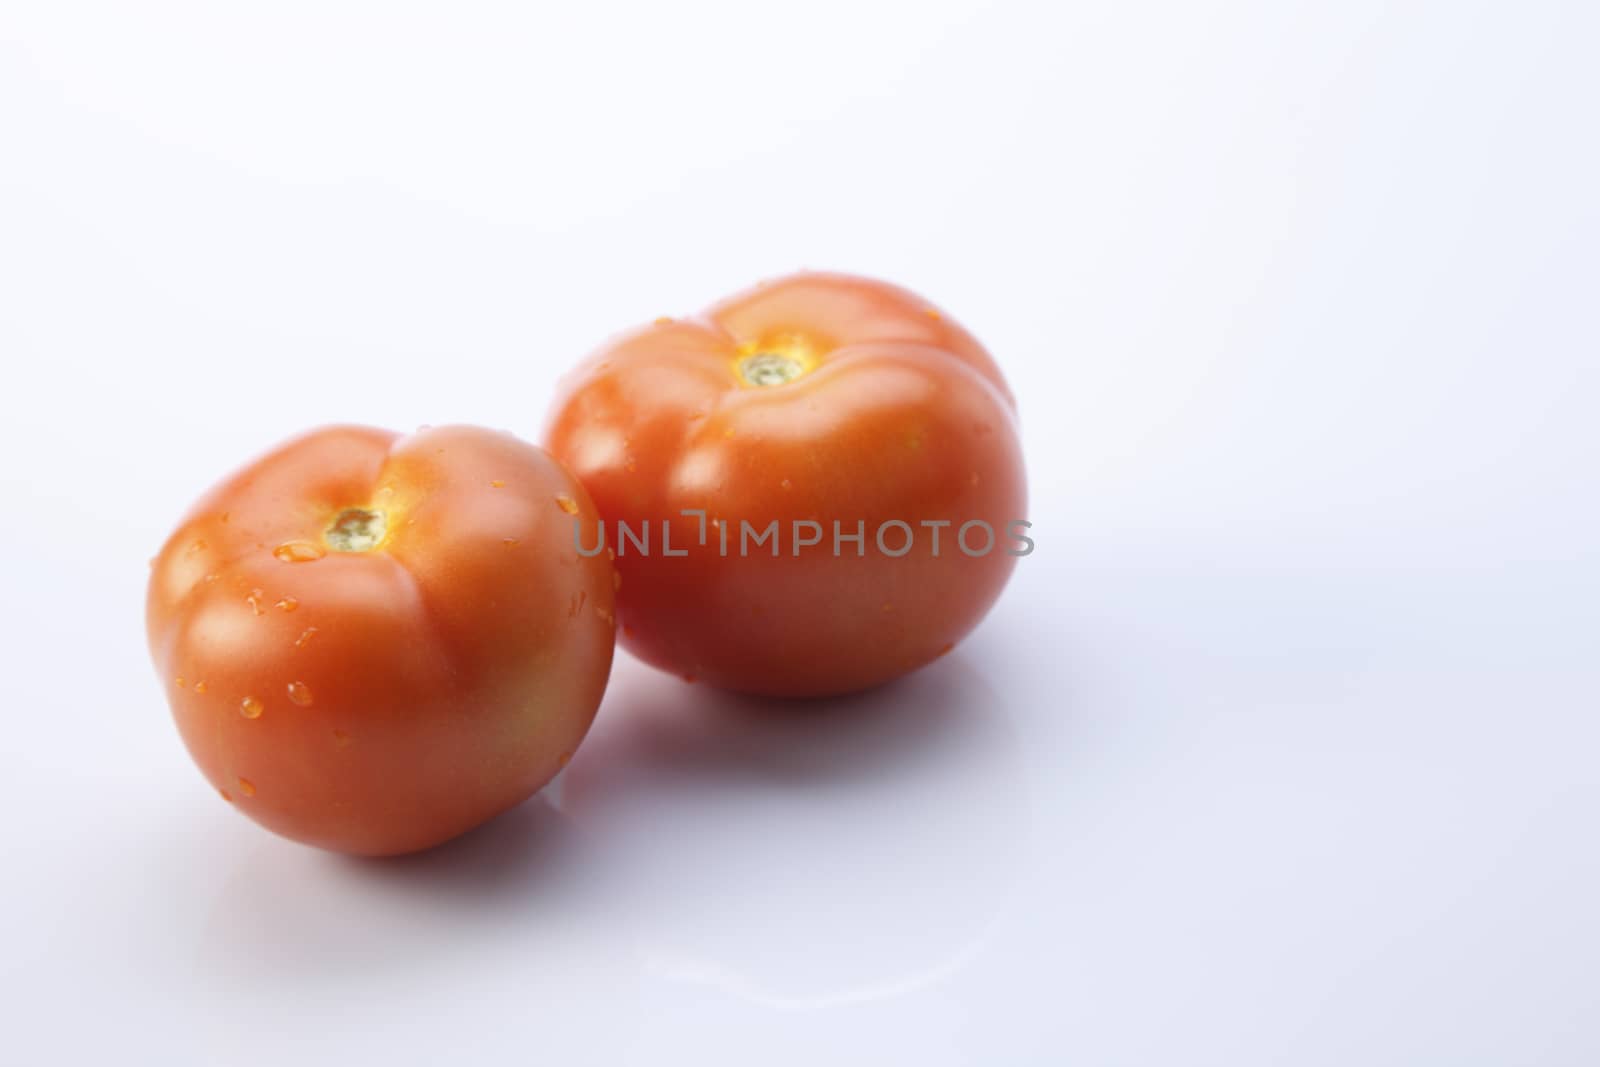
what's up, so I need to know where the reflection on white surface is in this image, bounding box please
[563,656,1028,1010]
[186,799,642,1065]
[197,798,592,984]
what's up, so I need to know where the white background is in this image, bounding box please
[2,1,1597,1063]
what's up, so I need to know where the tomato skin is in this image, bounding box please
[146,425,615,856]
[544,272,1027,697]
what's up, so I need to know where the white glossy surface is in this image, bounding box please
[2,2,1597,1064]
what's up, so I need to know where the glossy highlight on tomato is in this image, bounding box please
[545,271,1027,697]
[146,425,616,855]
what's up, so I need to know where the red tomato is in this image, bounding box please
[146,425,616,855]
[544,272,1027,697]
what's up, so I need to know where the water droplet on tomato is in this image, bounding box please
[274,541,325,563]
[237,777,256,797]
[555,494,579,515]
[193,681,208,694]
[287,681,313,706]
[294,627,318,648]
[239,696,264,719]
[275,596,299,612]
